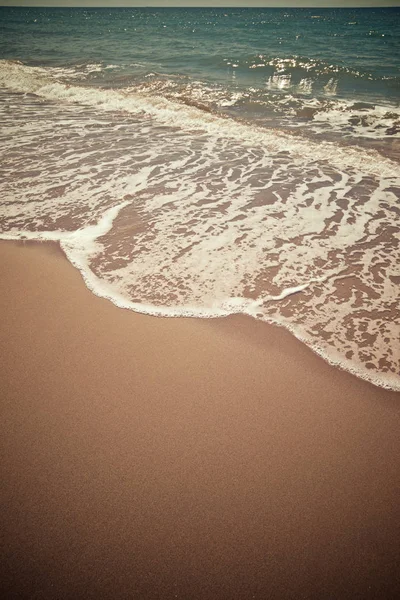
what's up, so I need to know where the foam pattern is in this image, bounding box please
[1,61,399,391]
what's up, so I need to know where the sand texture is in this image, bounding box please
[1,241,399,599]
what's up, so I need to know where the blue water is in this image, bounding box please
[0,7,399,390]
[1,7,399,137]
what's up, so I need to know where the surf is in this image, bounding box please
[0,59,399,392]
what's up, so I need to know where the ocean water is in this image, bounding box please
[0,6,399,390]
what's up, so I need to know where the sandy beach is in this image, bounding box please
[1,240,399,599]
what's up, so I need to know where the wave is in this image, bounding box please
[1,59,399,392]
[2,212,400,394]
[231,53,397,83]
[4,58,399,145]
[0,59,398,170]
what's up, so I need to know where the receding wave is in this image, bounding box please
[1,59,399,391]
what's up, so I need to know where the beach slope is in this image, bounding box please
[1,241,399,599]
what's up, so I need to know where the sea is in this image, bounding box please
[0,6,399,390]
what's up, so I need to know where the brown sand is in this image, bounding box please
[1,240,399,600]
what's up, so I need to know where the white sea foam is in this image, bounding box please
[0,60,398,174]
[1,60,399,391]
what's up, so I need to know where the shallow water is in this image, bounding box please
[0,7,399,390]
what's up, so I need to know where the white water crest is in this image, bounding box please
[0,60,398,167]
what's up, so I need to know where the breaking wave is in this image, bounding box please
[1,59,399,391]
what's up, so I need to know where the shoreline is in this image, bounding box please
[6,236,399,393]
[1,239,400,599]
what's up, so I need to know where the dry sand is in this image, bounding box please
[1,240,399,599]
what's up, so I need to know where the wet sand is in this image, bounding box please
[1,240,399,600]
